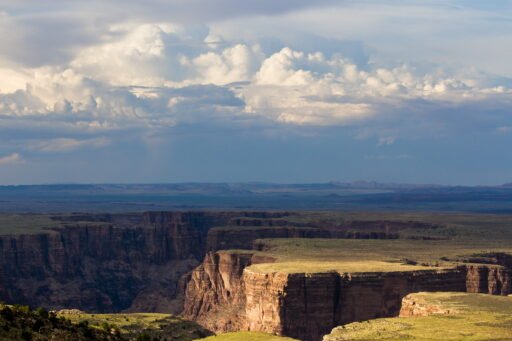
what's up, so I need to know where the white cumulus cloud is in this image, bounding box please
[28,137,110,153]
[0,153,22,165]
[0,21,510,135]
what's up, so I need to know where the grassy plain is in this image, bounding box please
[0,214,65,234]
[240,211,512,274]
[284,211,512,241]
[324,292,512,341]
[0,213,115,235]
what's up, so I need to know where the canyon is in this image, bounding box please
[0,211,511,341]
[0,210,386,312]
[0,211,236,312]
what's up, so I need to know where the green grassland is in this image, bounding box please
[324,292,512,341]
[3,210,512,240]
[0,214,65,234]
[247,238,512,274]
[0,214,111,235]
[198,331,298,340]
[282,211,512,241]
[59,312,212,340]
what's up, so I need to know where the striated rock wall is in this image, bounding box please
[183,251,251,332]
[0,211,236,312]
[182,251,279,332]
[465,264,511,295]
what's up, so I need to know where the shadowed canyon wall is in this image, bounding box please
[0,211,415,313]
[0,212,239,312]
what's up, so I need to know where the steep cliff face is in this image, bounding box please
[184,251,512,341]
[465,264,511,295]
[183,252,250,332]
[0,211,235,312]
[279,269,467,341]
[183,251,278,332]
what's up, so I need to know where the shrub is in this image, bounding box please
[0,306,13,321]
[12,304,31,313]
[35,307,48,319]
[78,320,89,328]
[136,333,152,341]
[20,330,33,341]
[100,322,111,332]
[32,319,44,332]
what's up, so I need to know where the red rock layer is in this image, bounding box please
[466,264,511,295]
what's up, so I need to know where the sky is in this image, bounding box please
[0,0,511,185]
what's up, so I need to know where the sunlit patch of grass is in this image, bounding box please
[198,331,298,340]
[62,312,171,330]
[0,213,110,234]
[245,238,512,274]
[0,214,64,234]
[324,293,512,341]
[249,260,435,274]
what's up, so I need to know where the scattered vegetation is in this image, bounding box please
[0,304,212,341]
[59,312,213,341]
[0,304,121,340]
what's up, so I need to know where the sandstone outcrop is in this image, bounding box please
[399,294,456,317]
[184,250,512,341]
[466,264,511,295]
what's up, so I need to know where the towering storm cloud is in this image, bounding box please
[0,0,511,184]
